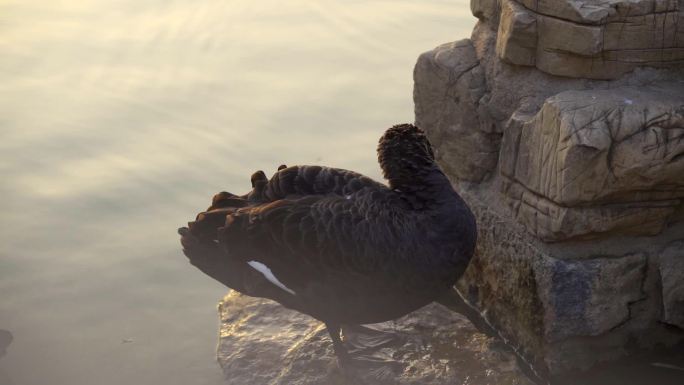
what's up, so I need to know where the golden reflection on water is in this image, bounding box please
[0,1,473,384]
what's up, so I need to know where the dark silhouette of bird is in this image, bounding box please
[178,123,477,367]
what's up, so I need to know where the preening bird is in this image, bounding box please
[178,124,477,366]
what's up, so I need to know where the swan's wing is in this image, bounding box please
[210,166,386,210]
[216,193,396,299]
[266,165,384,199]
[179,205,310,308]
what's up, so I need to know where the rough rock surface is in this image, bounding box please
[455,188,684,375]
[492,0,684,79]
[216,291,533,385]
[500,84,684,241]
[414,40,492,182]
[502,85,684,206]
[413,0,684,378]
[661,240,684,329]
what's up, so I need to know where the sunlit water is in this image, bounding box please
[0,1,474,384]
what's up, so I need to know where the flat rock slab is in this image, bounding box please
[217,291,533,385]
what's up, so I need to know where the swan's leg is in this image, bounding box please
[326,322,351,364]
[436,287,498,338]
[326,323,403,384]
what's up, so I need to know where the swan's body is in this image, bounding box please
[179,124,476,362]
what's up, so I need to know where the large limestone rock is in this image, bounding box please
[501,84,684,241]
[414,40,492,181]
[492,0,684,79]
[216,291,533,385]
[414,0,684,378]
[456,194,684,375]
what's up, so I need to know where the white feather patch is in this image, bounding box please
[247,260,296,295]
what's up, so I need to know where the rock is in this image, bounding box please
[456,193,684,375]
[413,0,684,378]
[496,0,537,66]
[524,0,616,24]
[471,0,501,24]
[414,40,494,182]
[661,241,684,329]
[537,15,603,57]
[499,84,684,241]
[502,178,679,241]
[523,85,684,205]
[603,12,680,51]
[216,291,533,385]
[535,253,647,342]
[475,0,684,79]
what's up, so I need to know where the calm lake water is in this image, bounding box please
[0,1,474,384]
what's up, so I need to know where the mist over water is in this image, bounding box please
[0,1,473,384]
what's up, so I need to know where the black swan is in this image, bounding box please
[178,123,477,367]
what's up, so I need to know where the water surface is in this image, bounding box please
[0,1,474,384]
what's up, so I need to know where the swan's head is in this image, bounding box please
[377,124,436,187]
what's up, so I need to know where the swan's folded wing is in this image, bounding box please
[207,166,385,211]
[216,194,392,298]
[261,166,385,201]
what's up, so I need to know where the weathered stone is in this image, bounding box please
[535,31,684,79]
[471,0,501,24]
[661,241,684,329]
[501,179,679,241]
[678,11,684,46]
[471,0,684,79]
[454,188,684,375]
[497,0,538,66]
[498,83,684,240]
[604,11,680,50]
[533,0,617,24]
[537,15,603,56]
[414,40,496,182]
[534,49,616,79]
[603,47,684,63]
[503,86,684,203]
[534,47,684,79]
[528,0,677,25]
[455,202,547,372]
[216,291,533,385]
[535,253,647,342]
[415,0,684,376]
